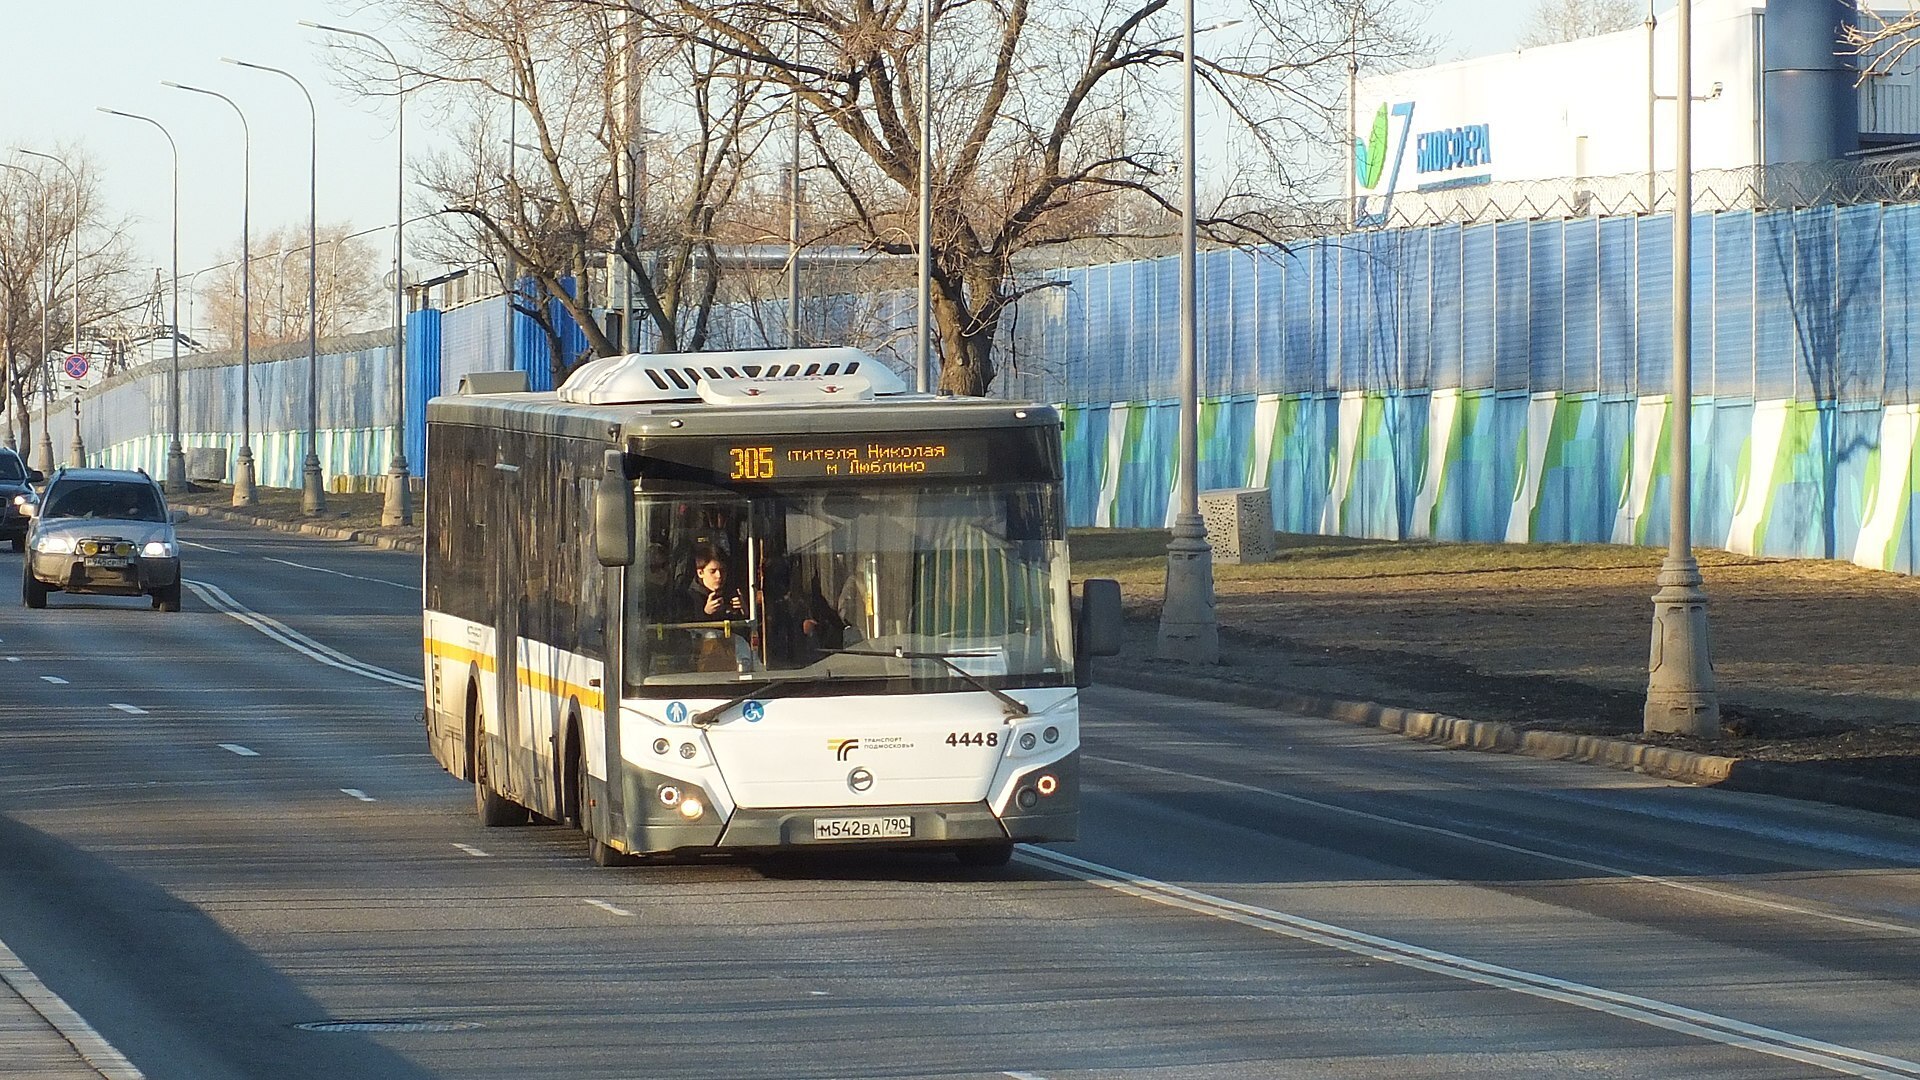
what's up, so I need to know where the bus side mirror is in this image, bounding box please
[594,450,634,568]
[1074,578,1124,685]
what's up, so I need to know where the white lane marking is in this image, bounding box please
[7,656,21,662]
[584,899,635,918]
[219,744,259,757]
[180,540,237,553]
[1089,753,1920,938]
[452,843,491,858]
[0,937,146,1079]
[809,991,830,997]
[1003,1073,1050,1080]
[110,703,148,715]
[184,579,423,690]
[1019,848,1920,1080]
[40,675,68,685]
[340,788,376,802]
[263,557,419,592]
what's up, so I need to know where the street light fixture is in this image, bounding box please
[1155,0,1219,663]
[303,21,412,526]
[164,80,257,507]
[1644,0,1719,735]
[225,57,325,514]
[18,149,86,469]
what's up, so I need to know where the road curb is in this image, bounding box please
[181,504,424,553]
[1097,665,1918,821]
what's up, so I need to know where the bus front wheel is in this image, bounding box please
[577,751,634,867]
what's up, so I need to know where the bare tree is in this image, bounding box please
[0,152,135,449]
[1518,0,1643,49]
[198,223,385,350]
[625,0,1425,396]
[360,0,774,383]
[1844,7,1920,76]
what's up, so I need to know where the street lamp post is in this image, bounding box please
[165,81,256,506]
[916,0,934,393]
[1644,0,1718,736]
[6,161,54,473]
[0,160,30,453]
[304,22,412,526]
[95,112,186,490]
[226,57,325,514]
[19,150,86,469]
[1156,0,1218,663]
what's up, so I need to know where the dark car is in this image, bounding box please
[22,467,184,611]
[0,448,44,553]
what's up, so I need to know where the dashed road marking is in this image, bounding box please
[340,788,376,802]
[110,703,148,715]
[218,744,259,757]
[452,843,491,858]
[583,899,634,917]
[40,675,68,685]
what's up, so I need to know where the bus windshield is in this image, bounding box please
[626,481,1072,695]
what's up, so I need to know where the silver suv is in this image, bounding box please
[22,467,185,612]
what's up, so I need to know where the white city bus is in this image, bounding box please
[422,347,1121,866]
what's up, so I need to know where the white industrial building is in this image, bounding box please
[1351,0,1920,225]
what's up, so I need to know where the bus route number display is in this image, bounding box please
[724,438,971,481]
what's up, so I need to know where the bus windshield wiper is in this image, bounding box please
[691,676,821,727]
[826,648,1030,719]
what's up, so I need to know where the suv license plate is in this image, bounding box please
[814,816,912,840]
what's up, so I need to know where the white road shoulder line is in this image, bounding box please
[183,579,422,690]
[0,937,145,1079]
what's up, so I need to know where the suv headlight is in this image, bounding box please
[141,539,176,558]
[35,536,75,555]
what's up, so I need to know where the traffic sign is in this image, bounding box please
[63,354,89,380]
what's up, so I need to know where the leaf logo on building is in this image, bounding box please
[1354,103,1390,190]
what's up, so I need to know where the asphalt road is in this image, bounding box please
[1,520,1918,1079]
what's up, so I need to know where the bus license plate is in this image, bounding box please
[814,816,912,840]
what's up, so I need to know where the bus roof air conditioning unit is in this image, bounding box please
[555,347,909,405]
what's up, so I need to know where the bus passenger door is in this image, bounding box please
[493,450,526,805]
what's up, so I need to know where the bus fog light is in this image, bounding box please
[653,738,670,755]
[658,784,682,807]
[678,796,705,820]
[1018,732,1037,750]
[1016,787,1038,810]
[1036,774,1058,797]
[1043,726,1060,744]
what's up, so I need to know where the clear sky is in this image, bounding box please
[0,0,1537,293]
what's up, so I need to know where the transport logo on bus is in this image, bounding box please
[831,738,860,760]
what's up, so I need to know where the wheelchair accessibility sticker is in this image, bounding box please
[743,700,765,723]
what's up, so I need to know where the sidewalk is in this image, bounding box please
[0,941,141,1080]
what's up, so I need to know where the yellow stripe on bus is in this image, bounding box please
[424,638,605,713]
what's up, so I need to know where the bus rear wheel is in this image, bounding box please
[473,741,528,827]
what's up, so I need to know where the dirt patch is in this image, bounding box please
[1089,535,1920,791]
